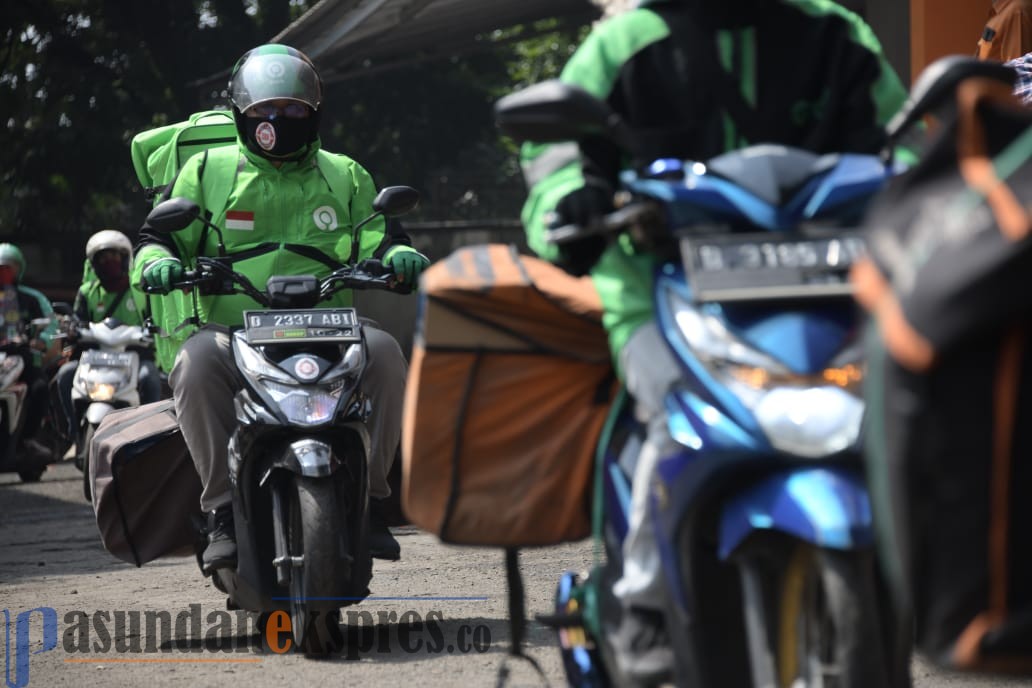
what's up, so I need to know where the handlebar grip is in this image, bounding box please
[544,223,592,245]
[356,258,391,277]
[141,270,202,294]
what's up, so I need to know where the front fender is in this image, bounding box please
[261,438,342,483]
[718,467,872,560]
[85,402,116,425]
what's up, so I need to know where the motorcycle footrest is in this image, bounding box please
[535,611,585,629]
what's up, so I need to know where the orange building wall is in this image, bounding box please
[911,0,990,81]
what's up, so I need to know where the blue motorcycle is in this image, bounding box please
[496,82,906,687]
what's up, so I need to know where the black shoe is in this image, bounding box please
[609,607,674,684]
[368,500,400,561]
[20,437,51,464]
[202,505,237,573]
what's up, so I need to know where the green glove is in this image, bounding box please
[385,248,430,285]
[141,258,185,294]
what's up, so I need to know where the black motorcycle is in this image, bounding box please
[143,185,419,653]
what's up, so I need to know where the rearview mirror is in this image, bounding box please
[494,79,633,151]
[51,302,73,317]
[886,56,1017,142]
[372,186,420,218]
[145,197,202,234]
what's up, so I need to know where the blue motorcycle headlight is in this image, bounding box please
[667,287,865,457]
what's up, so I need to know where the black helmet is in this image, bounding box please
[228,44,323,160]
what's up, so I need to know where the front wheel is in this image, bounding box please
[742,544,889,688]
[286,476,345,655]
[81,423,95,502]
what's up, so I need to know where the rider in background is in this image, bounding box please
[53,230,161,443]
[0,243,57,462]
[519,0,910,680]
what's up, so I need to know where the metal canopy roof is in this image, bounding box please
[269,0,599,83]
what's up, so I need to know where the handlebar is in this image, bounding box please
[143,256,412,304]
[544,203,661,246]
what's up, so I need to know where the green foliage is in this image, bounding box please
[0,0,315,283]
[499,19,587,91]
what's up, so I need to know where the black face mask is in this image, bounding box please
[243,116,315,160]
[94,256,129,293]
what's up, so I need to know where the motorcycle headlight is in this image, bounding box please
[262,379,347,426]
[232,333,295,384]
[668,288,864,457]
[88,382,117,401]
[76,364,134,400]
[321,342,364,383]
[232,332,352,426]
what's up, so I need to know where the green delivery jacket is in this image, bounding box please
[521,0,910,378]
[134,137,419,372]
[73,279,147,326]
[2,285,57,368]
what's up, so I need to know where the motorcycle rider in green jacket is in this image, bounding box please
[0,243,58,463]
[134,44,429,572]
[520,0,909,680]
[53,230,162,443]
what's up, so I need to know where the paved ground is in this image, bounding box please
[1,462,1030,687]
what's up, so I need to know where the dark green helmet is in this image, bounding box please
[0,243,25,279]
[228,44,323,160]
[229,44,322,114]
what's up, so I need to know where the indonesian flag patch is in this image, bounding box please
[225,210,255,231]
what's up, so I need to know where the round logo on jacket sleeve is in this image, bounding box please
[313,206,338,231]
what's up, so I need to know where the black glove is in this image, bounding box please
[552,178,614,277]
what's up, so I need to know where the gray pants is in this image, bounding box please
[170,326,407,513]
[612,321,682,611]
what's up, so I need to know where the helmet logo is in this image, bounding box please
[313,206,338,232]
[255,121,276,151]
[265,61,286,81]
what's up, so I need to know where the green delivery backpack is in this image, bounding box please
[130,110,237,201]
[129,110,238,372]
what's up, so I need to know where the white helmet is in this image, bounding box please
[85,230,133,270]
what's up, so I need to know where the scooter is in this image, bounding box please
[0,318,65,482]
[496,83,906,687]
[142,185,419,654]
[70,317,152,500]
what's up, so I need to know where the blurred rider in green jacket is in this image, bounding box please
[0,243,57,463]
[134,44,429,572]
[53,230,161,443]
[520,0,909,680]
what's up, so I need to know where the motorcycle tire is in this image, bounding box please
[286,475,345,656]
[81,424,95,502]
[766,544,889,688]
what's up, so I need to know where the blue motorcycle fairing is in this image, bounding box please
[656,268,857,376]
[654,273,765,437]
[626,152,891,232]
[717,466,873,560]
[719,305,856,375]
[802,154,898,218]
[664,389,766,456]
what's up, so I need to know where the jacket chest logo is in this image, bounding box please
[313,206,338,232]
